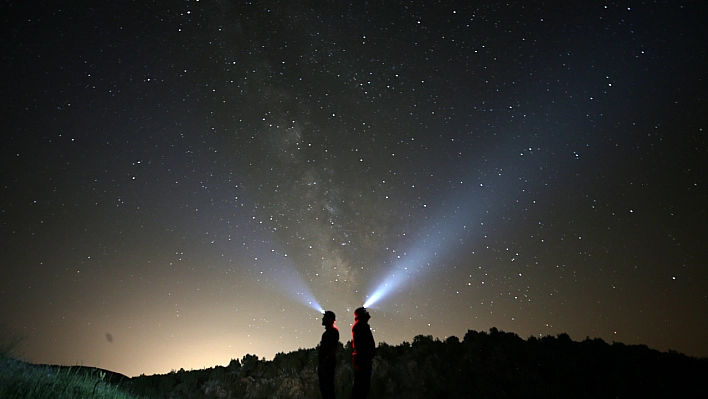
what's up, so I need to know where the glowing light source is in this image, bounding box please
[363,286,385,309]
[363,246,434,309]
[251,236,324,314]
[271,264,324,313]
[364,195,479,308]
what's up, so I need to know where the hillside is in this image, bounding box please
[0,355,136,399]
[127,328,708,399]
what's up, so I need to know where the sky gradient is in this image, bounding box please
[1,0,707,377]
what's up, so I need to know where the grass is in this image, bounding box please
[0,327,143,399]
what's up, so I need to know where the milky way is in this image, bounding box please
[1,1,706,376]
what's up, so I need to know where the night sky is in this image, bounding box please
[2,1,707,377]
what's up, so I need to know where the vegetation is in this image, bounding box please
[0,358,141,399]
[0,327,141,399]
[1,327,705,398]
[127,328,708,399]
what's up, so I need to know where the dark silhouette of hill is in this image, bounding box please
[127,328,708,399]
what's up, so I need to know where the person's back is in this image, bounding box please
[319,311,339,399]
[351,318,374,369]
[351,307,375,399]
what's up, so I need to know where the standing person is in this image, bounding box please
[351,307,375,399]
[318,310,339,399]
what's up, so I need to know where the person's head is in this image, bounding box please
[354,307,370,322]
[322,310,336,327]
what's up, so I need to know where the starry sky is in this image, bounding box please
[1,0,707,377]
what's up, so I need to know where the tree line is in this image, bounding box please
[126,328,708,398]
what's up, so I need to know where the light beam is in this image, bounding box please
[363,186,483,308]
[248,232,324,314]
[363,226,450,308]
[267,257,324,313]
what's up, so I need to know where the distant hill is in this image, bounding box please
[127,328,707,398]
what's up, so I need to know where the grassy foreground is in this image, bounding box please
[0,355,140,399]
[0,327,138,398]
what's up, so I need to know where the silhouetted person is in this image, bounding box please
[318,310,339,399]
[351,307,375,399]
